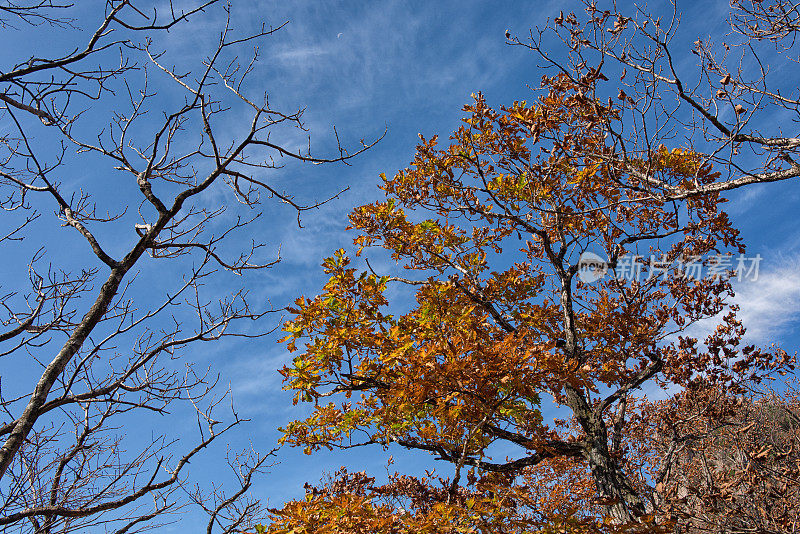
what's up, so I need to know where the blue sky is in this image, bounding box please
[4,0,800,530]
[205,0,800,520]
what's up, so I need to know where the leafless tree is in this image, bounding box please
[0,1,378,532]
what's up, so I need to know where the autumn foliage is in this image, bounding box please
[627,382,800,533]
[258,2,800,532]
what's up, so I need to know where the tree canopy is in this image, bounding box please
[261,1,800,532]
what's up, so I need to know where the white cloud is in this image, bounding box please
[679,257,800,345]
[730,257,800,343]
[274,45,334,64]
[726,183,767,216]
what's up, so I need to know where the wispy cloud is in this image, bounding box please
[274,45,334,63]
[677,253,800,345]
[731,257,800,343]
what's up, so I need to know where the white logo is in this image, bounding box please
[577,251,608,283]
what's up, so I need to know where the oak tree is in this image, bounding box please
[263,1,800,531]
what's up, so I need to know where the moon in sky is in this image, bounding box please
[337,32,343,38]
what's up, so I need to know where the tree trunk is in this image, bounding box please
[586,438,646,523]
